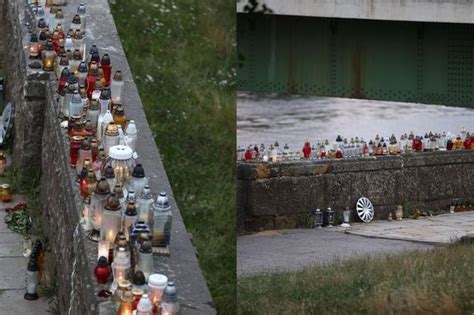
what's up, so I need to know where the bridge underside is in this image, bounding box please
[237,14,474,108]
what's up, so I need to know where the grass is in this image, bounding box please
[5,166,58,313]
[110,0,235,313]
[238,242,474,314]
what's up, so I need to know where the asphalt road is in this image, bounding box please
[237,229,434,277]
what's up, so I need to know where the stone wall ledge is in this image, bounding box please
[4,0,215,314]
[238,150,474,180]
[238,150,474,232]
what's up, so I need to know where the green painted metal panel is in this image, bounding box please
[237,14,474,108]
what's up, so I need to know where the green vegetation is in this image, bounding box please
[5,166,58,313]
[238,243,474,314]
[110,0,235,313]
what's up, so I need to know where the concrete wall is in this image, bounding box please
[4,0,215,314]
[237,0,474,24]
[238,151,474,233]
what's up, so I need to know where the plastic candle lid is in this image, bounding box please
[108,145,133,160]
[148,274,168,288]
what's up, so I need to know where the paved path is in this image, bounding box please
[0,181,48,314]
[237,229,433,277]
[338,211,474,244]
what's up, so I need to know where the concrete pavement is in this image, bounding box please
[238,212,474,277]
[237,229,433,277]
[0,187,49,314]
[338,211,474,244]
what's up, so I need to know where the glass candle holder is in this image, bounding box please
[302,140,311,159]
[71,14,82,32]
[326,208,335,227]
[76,61,88,87]
[77,3,87,31]
[244,147,252,161]
[64,76,79,117]
[86,100,100,132]
[36,17,47,37]
[100,193,122,245]
[90,138,99,162]
[118,125,127,146]
[151,192,172,247]
[99,88,112,113]
[114,183,126,209]
[98,240,109,262]
[104,165,117,192]
[22,236,32,258]
[454,136,463,150]
[124,201,138,240]
[0,153,7,176]
[132,288,144,311]
[103,123,120,155]
[112,247,131,283]
[147,274,168,305]
[102,145,136,189]
[395,205,403,221]
[125,120,138,152]
[137,186,154,226]
[118,291,134,315]
[128,164,148,197]
[111,71,124,104]
[56,54,69,80]
[137,240,154,281]
[24,260,39,300]
[74,31,85,57]
[76,139,92,176]
[90,49,100,68]
[70,117,86,139]
[114,233,131,261]
[38,29,47,52]
[69,91,83,118]
[101,54,112,86]
[58,67,70,96]
[313,208,323,229]
[97,110,113,143]
[161,281,180,315]
[86,61,98,99]
[447,139,454,151]
[132,271,146,294]
[93,148,106,180]
[41,40,56,71]
[95,256,111,284]
[136,294,153,314]
[0,184,13,203]
[90,177,111,232]
[47,7,57,32]
[81,197,93,231]
[113,103,127,129]
[29,33,40,59]
[53,8,65,31]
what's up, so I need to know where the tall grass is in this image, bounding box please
[238,243,474,314]
[110,0,235,313]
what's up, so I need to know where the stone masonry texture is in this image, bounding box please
[237,151,474,233]
[3,0,215,314]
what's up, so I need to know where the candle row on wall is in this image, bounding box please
[238,128,473,162]
[25,1,179,314]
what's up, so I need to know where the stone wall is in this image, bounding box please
[3,0,215,314]
[238,151,474,233]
